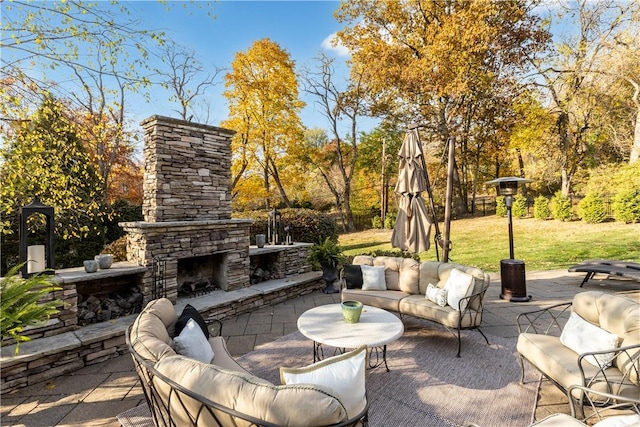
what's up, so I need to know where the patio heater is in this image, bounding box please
[485,177,532,302]
[19,197,55,278]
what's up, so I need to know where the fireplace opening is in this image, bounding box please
[178,253,228,296]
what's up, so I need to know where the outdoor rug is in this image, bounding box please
[238,317,540,427]
[118,317,540,427]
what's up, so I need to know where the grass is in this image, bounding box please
[339,216,640,273]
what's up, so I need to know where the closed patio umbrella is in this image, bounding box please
[391,128,432,253]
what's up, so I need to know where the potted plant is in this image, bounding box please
[308,238,346,294]
[1,264,63,354]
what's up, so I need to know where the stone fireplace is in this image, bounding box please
[120,116,252,303]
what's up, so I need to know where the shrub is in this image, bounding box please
[1,265,63,353]
[577,193,607,223]
[102,236,128,262]
[612,189,640,224]
[371,216,382,229]
[551,192,573,221]
[533,196,552,220]
[384,211,397,229]
[234,208,338,244]
[495,196,507,217]
[512,195,528,218]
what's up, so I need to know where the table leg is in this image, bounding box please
[368,345,390,372]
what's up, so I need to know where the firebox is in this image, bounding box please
[177,252,228,295]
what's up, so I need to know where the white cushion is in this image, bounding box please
[593,414,640,427]
[443,268,474,310]
[560,312,620,368]
[426,283,448,307]
[360,265,386,291]
[280,346,367,419]
[173,318,214,363]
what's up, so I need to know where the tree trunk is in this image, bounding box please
[630,78,640,164]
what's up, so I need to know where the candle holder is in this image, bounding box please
[19,197,55,277]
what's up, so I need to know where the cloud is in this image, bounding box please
[321,33,350,56]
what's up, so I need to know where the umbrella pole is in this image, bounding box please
[411,127,442,261]
[442,137,455,263]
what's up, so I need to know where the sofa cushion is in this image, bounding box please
[352,255,374,266]
[419,262,442,294]
[399,295,480,329]
[361,265,387,290]
[155,355,349,426]
[342,289,407,313]
[130,298,178,363]
[176,304,210,339]
[343,264,363,289]
[517,332,639,398]
[280,347,367,419]
[443,268,475,311]
[571,292,640,383]
[370,257,420,294]
[174,318,215,363]
[560,312,620,368]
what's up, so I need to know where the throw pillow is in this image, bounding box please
[343,264,363,289]
[175,304,210,339]
[360,265,386,291]
[426,283,448,307]
[560,311,620,368]
[279,346,367,419]
[174,318,214,363]
[443,268,475,311]
[593,414,640,427]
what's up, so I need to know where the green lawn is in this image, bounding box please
[339,216,640,273]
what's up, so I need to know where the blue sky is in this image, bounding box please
[126,0,364,132]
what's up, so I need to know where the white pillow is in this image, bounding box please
[280,346,367,419]
[426,283,448,307]
[173,318,214,363]
[443,268,475,311]
[593,414,640,427]
[560,312,620,368]
[360,265,386,291]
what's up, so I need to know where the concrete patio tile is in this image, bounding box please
[226,335,256,357]
[244,321,272,335]
[255,333,284,347]
[2,395,75,427]
[55,395,142,427]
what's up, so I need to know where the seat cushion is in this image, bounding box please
[517,333,639,398]
[154,355,349,426]
[341,289,408,312]
[399,295,480,329]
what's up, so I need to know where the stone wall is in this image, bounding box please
[141,116,235,222]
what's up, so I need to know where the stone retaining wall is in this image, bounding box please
[1,275,323,394]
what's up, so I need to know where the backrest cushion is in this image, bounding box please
[154,355,348,426]
[371,256,420,294]
[572,291,640,383]
[130,298,178,363]
[419,262,441,294]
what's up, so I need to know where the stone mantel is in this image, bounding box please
[119,218,254,232]
[249,242,312,256]
[54,262,147,284]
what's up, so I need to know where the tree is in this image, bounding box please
[0,95,106,273]
[222,38,305,208]
[335,0,549,213]
[302,54,368,231]
[527,0,636,195]
[154,40,222,123]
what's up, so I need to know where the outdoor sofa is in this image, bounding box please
[126,298,369,427]
[341,255,491,357]
[517,290,640,416]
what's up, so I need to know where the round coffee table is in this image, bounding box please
[297,304,404,371]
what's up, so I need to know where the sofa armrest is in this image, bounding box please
[516,301,572,335]
[577,343,640,392]
[457,282,490,329]
[567,384,640,423]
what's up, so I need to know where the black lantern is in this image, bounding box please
[268,208,282,245]
[19,197,55,277]
[485,177,532,302]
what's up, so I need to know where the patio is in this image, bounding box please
[1,269,638,427]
